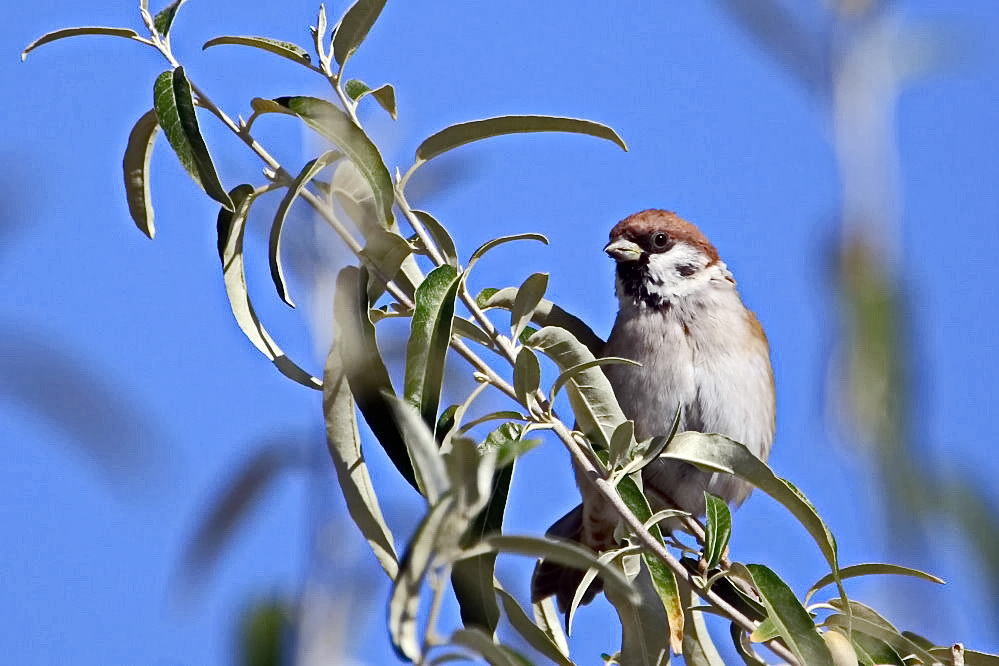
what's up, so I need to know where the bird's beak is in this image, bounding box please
[604,238,643,262]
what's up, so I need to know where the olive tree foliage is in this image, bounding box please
[23,2,998,665]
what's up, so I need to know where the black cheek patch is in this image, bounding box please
[676,264,697,277]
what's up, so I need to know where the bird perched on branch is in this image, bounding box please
[531,209,776,613]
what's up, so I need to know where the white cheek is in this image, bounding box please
[642,244,710,299]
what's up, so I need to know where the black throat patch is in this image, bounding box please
[617,260,672,310]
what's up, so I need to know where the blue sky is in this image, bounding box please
[3,1,998,664]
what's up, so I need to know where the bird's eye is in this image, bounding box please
[650,232,671,250]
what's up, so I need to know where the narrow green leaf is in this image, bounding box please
[838,627,903,666]
[449,627,530,666]
[249,97,289,117]
[550,357,639,406]
[387,396,449,503]
[153,67,232,210]
[495,583,572,666]
[459,411,525,435]
[451,458,512,636]
[682,592,727,666]
[153,0,187,37]
[314,4,329,64]
[717,562,768,621]
[360,229,416,302]
[805,562,944,603]
[825,615,939,665]
[22,27,142,60]
[217,185,321,389]
[518,325,538,345]
[404,265,461,428]
[272,96,393,225]
[122,108,160,238]
[413,115,628,170]
[468,233,548,271]
[369,83,398,119]
[446,436,496,517]
[826,599,940,663]
[642,554,683,656]
[532,597,570,660]
[612,472,684,653]
[528,326,626,450]
[345,79,397,119]
[901,631,937,651]
[730,623,769,665]
[513,348,541,409]
[822,630,862,666]
[436,404,459,445]
[619,405,681,477]
[323,346,398,578]
[328,158,387,237]
[745,564,833,666]
[344,79,371,100]
[389,496,457,662]
[269,150,341,307]
[511,273,549,341]
[330,160,424,294]
[662,432,842,585]
[452,317,492,346]
[607,420,635,471]
[481,286,604,357]
[333,267,418,490]
[749,616,780,642]
[463,535,639,607]
[476,287,500,308]
[642,508,689,531]
[703,493,732,570]
[203,36,313,65]
[331,0,387,66]
[412,210,458,267]
[479,423,540,469]
[605,558,670,666]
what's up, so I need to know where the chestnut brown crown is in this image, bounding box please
[608,209,719,264]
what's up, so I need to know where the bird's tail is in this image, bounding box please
[530,504,604,614]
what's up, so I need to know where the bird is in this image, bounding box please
[531,209,776,614]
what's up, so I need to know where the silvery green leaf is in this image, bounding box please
[122,108,160,238]
[269,150,341,307]
[745,564,833,666]
[412,115,627,174]
[333,267,417,489]
[702,493,731,570]
[482,286,604,357]
[513,347,541,409]
[494,582,572,665]
[22,27,142,61]
[202,35,313,66]
[331,0,388,66]
[217,185,320,389]
[510,272,549,341]
[323,346,398,577]
[387,396,448,504]
[528,326,626,450]
[404,265,460,429]
[153,67,232,210]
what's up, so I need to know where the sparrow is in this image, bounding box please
[531,209,776,613]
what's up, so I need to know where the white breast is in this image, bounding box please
[602,266,775,515]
